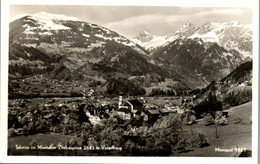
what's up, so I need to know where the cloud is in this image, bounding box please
[195,8,251,17]
[103,8,251,38]
[105,14,168,28]
[103,14,190,37]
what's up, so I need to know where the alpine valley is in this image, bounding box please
[9,12,252,97]
[8,11,254,157]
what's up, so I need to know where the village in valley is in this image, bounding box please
[8,86,196,134]
[8,77,208,156]
[8,62,253,157]
[9,74,197,128]
[10,74,251,157]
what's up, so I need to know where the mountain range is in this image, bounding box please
[132,21,252,58]
[9,12,252,95]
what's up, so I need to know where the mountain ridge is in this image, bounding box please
[9,12,252,96]
[9,12,190,96]
[132,21,252,58]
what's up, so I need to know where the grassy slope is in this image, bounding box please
[178,102,252,157]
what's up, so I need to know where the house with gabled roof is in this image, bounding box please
[144,109,161,123]
[117,96,144,120]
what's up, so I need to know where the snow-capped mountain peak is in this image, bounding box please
[179,21,193,31]
[30,12,80,21]
[10,12,148,57]
[132,21,252,58]
[132,31,154,43]
[140,31,152,36]
[174,21,198,35]
[18,12,82,31]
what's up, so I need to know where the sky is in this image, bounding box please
[10,5,252,38]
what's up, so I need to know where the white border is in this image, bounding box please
[1,0,259,164]
[4,0,259,7]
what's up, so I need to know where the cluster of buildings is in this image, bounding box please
[9,90,192,130]
[85,95,185,126]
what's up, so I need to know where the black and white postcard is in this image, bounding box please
[0,0,259,163]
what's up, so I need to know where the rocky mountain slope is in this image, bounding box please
[9,12,189,95]
[197,60,252,108]
[9,12,252,95]
[132,31,172,52]
[152,36,246,88]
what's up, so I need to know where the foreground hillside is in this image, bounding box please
[8,99,252,156]
[178,102,252,157]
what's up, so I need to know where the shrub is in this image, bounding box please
[203,114,214,126]
[197,132,209,148]
[215,116,228,126]
[176,138,189,151]
[214,111,222,119]
[124,140,136,152]
[189,131,209,148]
[214,111,228,126]
[183,112,197,125]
